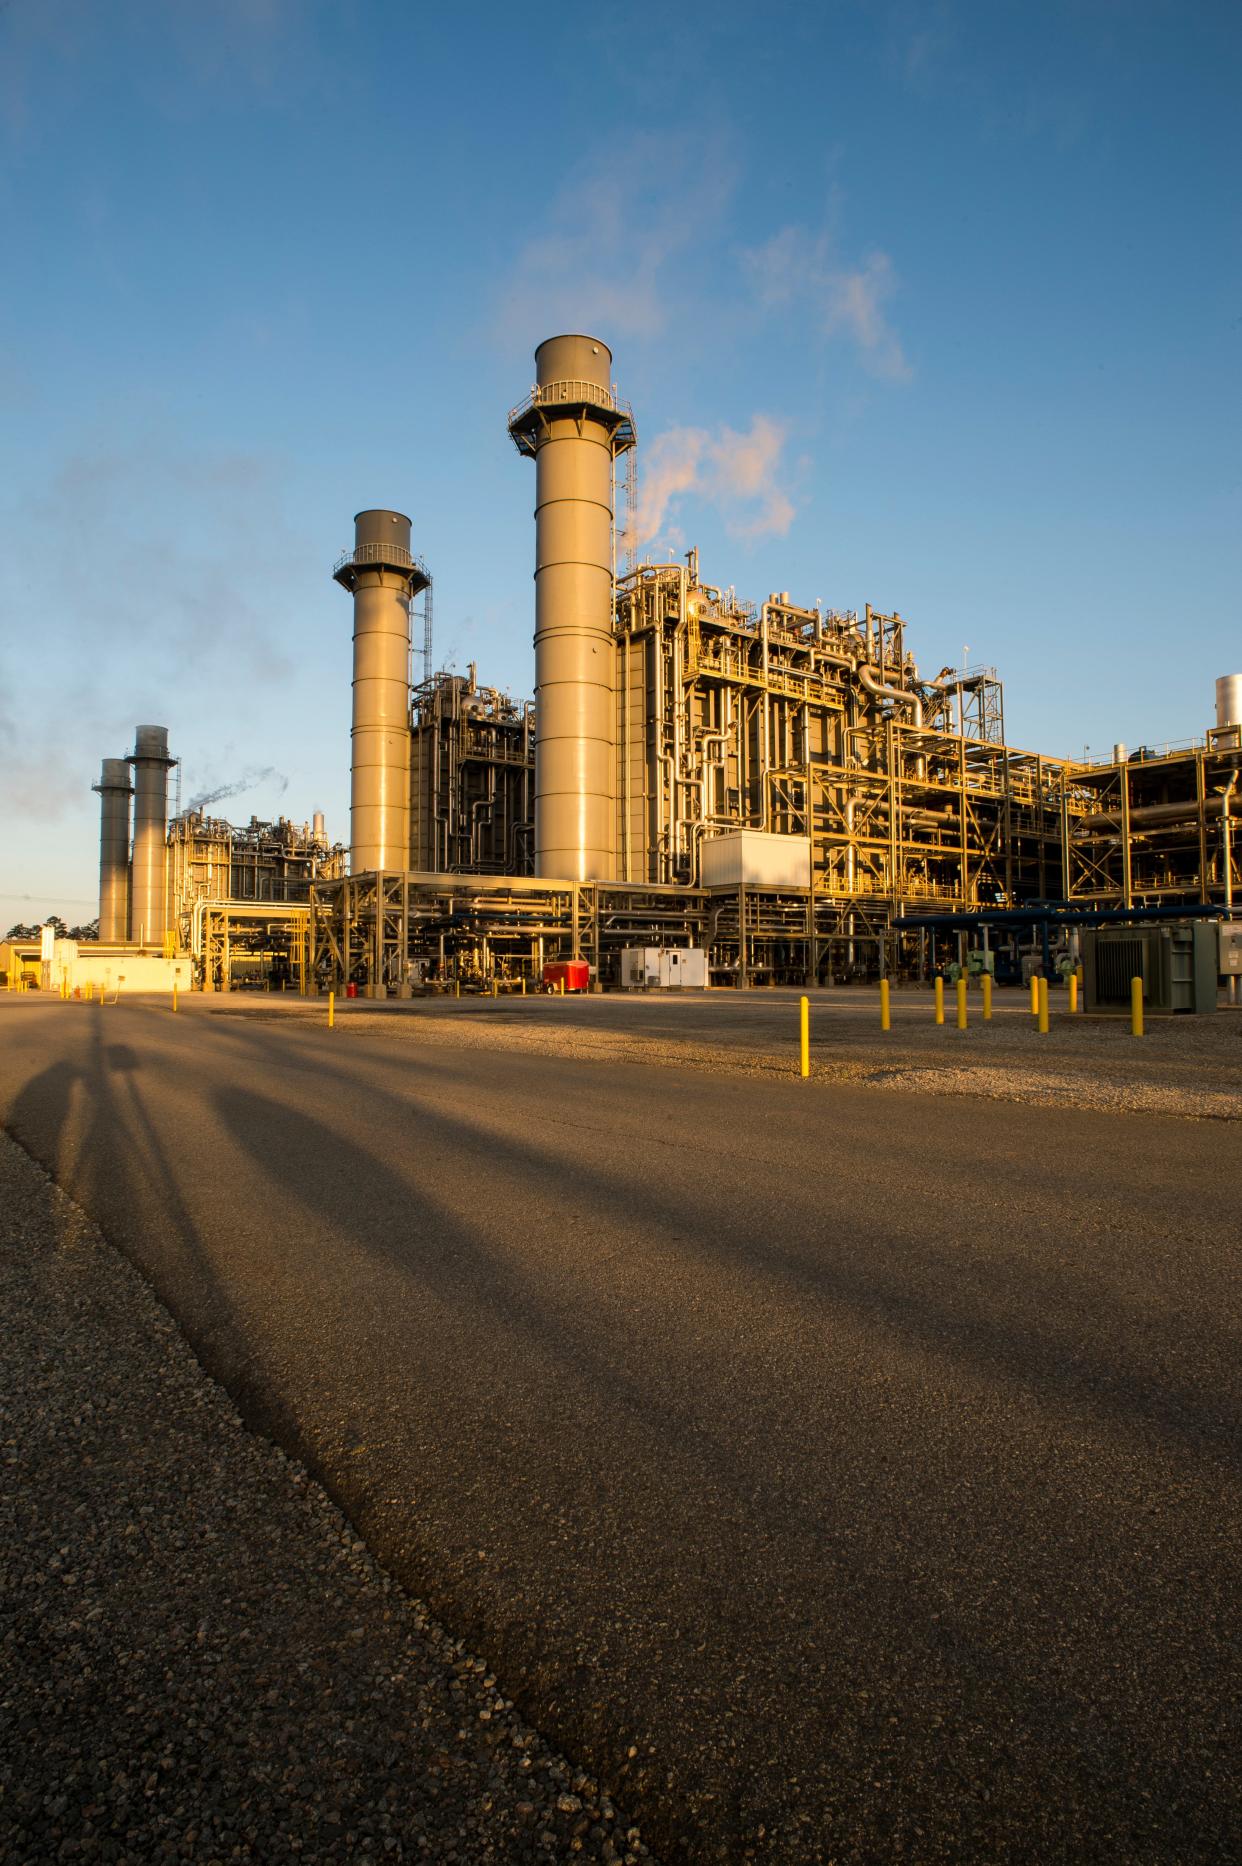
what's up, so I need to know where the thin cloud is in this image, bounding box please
[0,437,301,824]
[743,226,913,382]
[1,0,307,140]
[631,416,796,552]
[494,133,736,345]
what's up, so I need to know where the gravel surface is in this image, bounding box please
[3,999,1240,1862]
[207,989,1242,1123]
[0,1129,657,1865]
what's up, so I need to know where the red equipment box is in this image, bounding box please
[542,960,590,993]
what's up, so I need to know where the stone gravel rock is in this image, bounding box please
[328,997,1242,1123]
[0,1130,657,1865]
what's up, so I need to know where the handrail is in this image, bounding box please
[507,379,628,425]
[333,542,429,578]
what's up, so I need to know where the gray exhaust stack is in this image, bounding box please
[334,510,428,873]
[92,758,133,942]
[509,335,635,882]
[129,724,174,947]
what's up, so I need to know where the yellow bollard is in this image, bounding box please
[172,982,178,1013]
[934,976,944,1025]
[956,977,968,1030]
[491,978,498,998]
[521,976,526,995]
[1038,976,1049,1035]
[455,978,461,999]
[1030,974,1039,1017]
[880,978,890,1031]
[328,989,335,1029]
[1131,975,1144,1037]
[982,973,992,1021]
[559,977,565,996]
[799,994,809,1078]
[1068,972,1078,1014]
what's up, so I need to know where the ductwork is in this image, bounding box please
[858,664,924,731]
[509,335,635,882]
[129,725,174,947]
[1079,796,1229,833]
[92,757,133,942]
[333,510,428,873]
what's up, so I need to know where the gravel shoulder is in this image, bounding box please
[0,1129,656,1865]
[198,991,1242,1123]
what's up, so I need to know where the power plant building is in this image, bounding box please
[75,333,1240,995]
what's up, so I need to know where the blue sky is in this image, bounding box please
[1,0,1238,920]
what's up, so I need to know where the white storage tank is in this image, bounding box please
[700,830,811,890]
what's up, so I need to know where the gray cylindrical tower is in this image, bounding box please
[333,510,428,873]
[92,757,133,942]
[509,335,635,882]
[129,725,174,947]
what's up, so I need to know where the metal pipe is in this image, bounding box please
[1224,773,1238,1004]
[760,602,772,827]
[509,335,634,881]
[93,757,133,941]
[1079,796,1230,832]
[857,664,927,782]
[333,509,427,874]
[129,725,174,947]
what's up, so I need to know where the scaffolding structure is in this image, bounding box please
[307,547,1238,995]
[615,555,1069,914]
[1062,735,1242,910]
[408,668,534,874]
[168,811,344,988]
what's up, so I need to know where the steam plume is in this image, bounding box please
[187,766,288,812]
[629,416,795,551]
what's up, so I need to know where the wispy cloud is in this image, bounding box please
[0,435,302,823]
[742,226,913,382]
[631,416,796,552]
[1,0,308,140]
[494,133,736,346]
[24,439,297,685]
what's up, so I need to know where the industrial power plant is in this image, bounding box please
[12,334,1241,1002]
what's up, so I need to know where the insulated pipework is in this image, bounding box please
[333,510,428,873]
[92,757,133,942]
[509,335,635,881]
[129,725,174,947]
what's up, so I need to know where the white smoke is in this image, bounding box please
[629,415,796,552]
[187,766,288,812]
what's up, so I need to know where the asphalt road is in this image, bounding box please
[2,998,1239,1863]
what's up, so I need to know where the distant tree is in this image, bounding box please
[4,915,71,941]
[68,919,100,942]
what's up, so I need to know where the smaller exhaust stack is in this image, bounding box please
[129,724,175,947]
[92,758,133,942]
[1216,674,1242,747]
[334,510,429,873]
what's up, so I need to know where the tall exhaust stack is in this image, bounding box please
[509,335,635,881]
[92,758,133,942]
[129,725,174,947]
[333,509,428,872]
